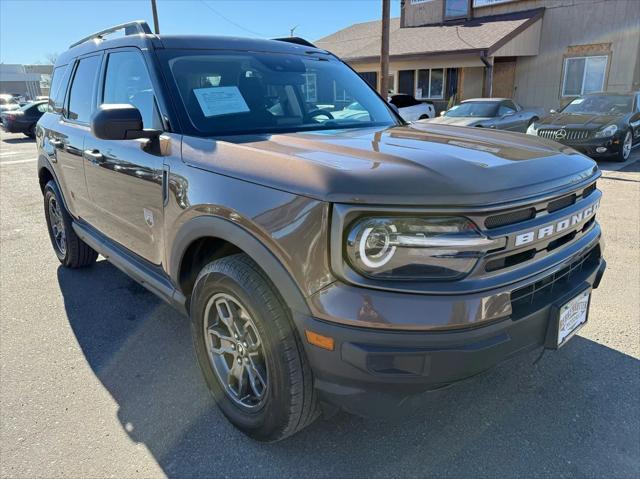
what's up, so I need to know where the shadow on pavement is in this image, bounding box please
[58,260,640,478]
[1,137,34,144]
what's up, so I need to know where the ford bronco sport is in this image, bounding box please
[37,21,606,441]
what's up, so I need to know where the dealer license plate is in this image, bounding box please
[557,290,590,347]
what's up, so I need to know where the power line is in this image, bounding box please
[198,0,274,37]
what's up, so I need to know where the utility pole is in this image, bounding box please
[290,25,299,37]
[151,0,160,34]
[379,0,390,97]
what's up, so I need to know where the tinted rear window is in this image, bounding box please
[48,64,71,114]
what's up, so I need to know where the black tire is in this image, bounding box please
[528,117,539,126]
[43,180,97,268]
[418,114,429,120]
[616,129,632,162]
[25,124,36,139]
[190,253,319,442]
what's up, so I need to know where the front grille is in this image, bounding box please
[538,128,590,141]
[485,208,535,229]
[511,245,601,318]
[484,182,596,230]
[547,194,576,213]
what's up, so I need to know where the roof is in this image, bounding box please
[58,32,327,66]
[316,8,544,62]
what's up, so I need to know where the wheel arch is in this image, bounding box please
[169,215,311,316]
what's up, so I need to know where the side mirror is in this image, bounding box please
[549,109,557,114]
[91,104,160,141]
[439,110,446,116]
[388,102,399,114]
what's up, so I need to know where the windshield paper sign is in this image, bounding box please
[194,86,250,117]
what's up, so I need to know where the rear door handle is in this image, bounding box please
[83,149,104,163]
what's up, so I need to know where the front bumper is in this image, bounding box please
[556,136,623,158]
[294,243,605,417]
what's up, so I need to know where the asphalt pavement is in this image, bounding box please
[1,130,638,478]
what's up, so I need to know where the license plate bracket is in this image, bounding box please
[545,283,592,350]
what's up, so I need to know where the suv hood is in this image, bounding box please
[183,124,597,207]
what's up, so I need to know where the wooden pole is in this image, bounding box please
[379,0,390,97]
[151,0,160,34]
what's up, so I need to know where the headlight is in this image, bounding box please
[526,122,538,135]
[595,124,617,138]
[345,217,501,280]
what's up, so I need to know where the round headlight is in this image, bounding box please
[358,223,397,268]
[345,216,498,281]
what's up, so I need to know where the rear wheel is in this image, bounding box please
[43,180,97,268]
[190,254,319,441]
[617,130,632,162]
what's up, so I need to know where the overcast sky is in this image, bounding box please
[0,0,400,64]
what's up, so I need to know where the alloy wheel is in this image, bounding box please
[48,196,66,256]
[203,292,268,409]
[622,131,632,160]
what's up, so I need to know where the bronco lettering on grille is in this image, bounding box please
[514,200,600,247]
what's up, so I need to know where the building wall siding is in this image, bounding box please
[403,0,640,110]
[507,0,639,109]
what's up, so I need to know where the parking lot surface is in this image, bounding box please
[1,130,638,478]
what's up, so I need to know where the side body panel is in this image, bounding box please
[162,140,335,307]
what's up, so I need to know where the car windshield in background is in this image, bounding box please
[562,94,633,114]
[160,50,398,136]
[445,102,499,118]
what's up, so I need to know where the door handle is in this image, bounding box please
[49,139,63,148]
[83,149,104,163]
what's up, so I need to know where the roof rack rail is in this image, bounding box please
[69,20,153,49]
[272,37,317,48]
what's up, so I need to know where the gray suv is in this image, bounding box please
[37,21,606,441]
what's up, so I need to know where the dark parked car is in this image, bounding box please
[527,92,640,162]
[38,21,605,441]
[423,98,543,132]
[1,100,48,137]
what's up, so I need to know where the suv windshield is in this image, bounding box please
[562,94,633,114]
[159,50,398,136]
[445,102,499,118]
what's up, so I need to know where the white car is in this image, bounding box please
[389,94,435,121]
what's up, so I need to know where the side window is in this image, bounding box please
[37,103,48,113]
[498,104,516,116]
[102,51,161,129]
[67,56,101,122]
[504,100,518,111]
[48,64,71,113]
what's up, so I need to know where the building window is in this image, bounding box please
[301,73,317,102]
[444,0,469,19]
[417,68,444,99]
[562,55,608,97]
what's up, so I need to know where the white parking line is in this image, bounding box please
[0,158,37,165]
[0,151,20,156]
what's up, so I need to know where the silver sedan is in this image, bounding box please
[420,98,544,133]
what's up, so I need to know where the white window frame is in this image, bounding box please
[333,82,351,103]
[416,68,445,100]
[561,55,608,97]
[410,0,434,4]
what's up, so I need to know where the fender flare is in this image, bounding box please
[169,215,311,316]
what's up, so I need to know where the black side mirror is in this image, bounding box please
[91,104,160,141]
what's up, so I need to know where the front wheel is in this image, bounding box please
[617,130,632,162]
[190,254,319,441]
